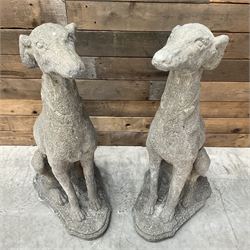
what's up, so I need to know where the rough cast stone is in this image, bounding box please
[133,23,229,242]
[19,23,111,240]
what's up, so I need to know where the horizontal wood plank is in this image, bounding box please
[66,2,249,32]
[1,79,249,102]
[0,99,249,118]
[0,0,67,28]
[0,131,249,147]
[149,81,250,101]
[0,115,249,134]
[98,132,250,147]
[0,131,35,145]
[68,0,250,2]
[67,0,209,2]
[76,31,249,59]
[1,29,248,60]
[0,79,150,100]
[0,0,41,28]
[199,102,249,118]
[210,0,249,3]
[205,134,250,147]
[1,56,249,82]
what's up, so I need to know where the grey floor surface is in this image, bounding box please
[0,146,249,250]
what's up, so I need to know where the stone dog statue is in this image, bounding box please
[133,23,229,241]
[19,23,111,239]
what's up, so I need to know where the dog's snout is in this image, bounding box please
[68,69,75,77]
[154,52,165,63]
[151,57,158,66]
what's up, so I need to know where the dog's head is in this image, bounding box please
[152,23,229,72]
[19,23,85,78]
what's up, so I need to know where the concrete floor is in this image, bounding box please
[0,146,249,250]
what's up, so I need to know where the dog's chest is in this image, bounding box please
[147,108,203,159]
[36,112,95,161]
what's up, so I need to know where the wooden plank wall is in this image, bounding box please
[0,0,249,147]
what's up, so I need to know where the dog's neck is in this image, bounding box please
[159,69,203,118]
[41,73,83,118]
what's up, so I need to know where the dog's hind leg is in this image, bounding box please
[188,147,210,187]
[144,146,162,215]
[194,147,210,177]
[32,149,57,183]
[161,161,193,221]
[182,147,210,207]
[32,150,68,205]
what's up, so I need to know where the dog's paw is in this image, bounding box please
[89,197,101,211]
[71,206,86,222]
[50,188,68,206]
[161,207,174,222]
[144,196,157,215]
[144,202,156,215]
[182,195,192,208]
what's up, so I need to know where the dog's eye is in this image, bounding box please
[196,40,204,49]
[35,41,48,50]
[36,41,44,49]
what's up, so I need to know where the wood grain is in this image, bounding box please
[0,99,249,118]
[66,2,249,32]
[1,29,248,59]
[1,0,249,148]
[1,79,249,102]
[0,115,249,134]
[0,131,35,145]
[210,0,249,3]
[67,0,209,2]
[0,0,41,28]
[149,81,250,101]
[0,131,249,147]
[1,55,249,82]
[76,31,249,59]
[98,132,250,147]
[0,79,150,100]
[0,0,67,28]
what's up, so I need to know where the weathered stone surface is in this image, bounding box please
[133,162,211,241]
[19,23,111,239]
[34,165,111,240]
[133,23,229,241]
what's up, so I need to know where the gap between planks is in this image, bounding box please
[0,116,249,134]
[1,30,249,59]
[0,99,249,118]
[0,131,249,147]
[1,80,249,102]
[1,55,249,82]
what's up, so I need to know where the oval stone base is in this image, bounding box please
[33,166,111,240]
[132,165,212,242]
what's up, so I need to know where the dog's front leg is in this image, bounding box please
[50,159,85,221]
[144,147,162,215]
[161,161,193,221]
[80,151,101,211]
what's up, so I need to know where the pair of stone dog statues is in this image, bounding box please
[19,22,228,241]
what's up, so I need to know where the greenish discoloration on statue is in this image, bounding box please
[133,23,229,241]
[19,23,111,239]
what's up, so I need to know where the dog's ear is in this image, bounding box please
[203,35,229,70]
[65,23,76,36]
[172,25,181,33]
[19,34,37,68]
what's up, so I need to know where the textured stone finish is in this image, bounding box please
[19,23,111,239]
[133,23,229,241]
